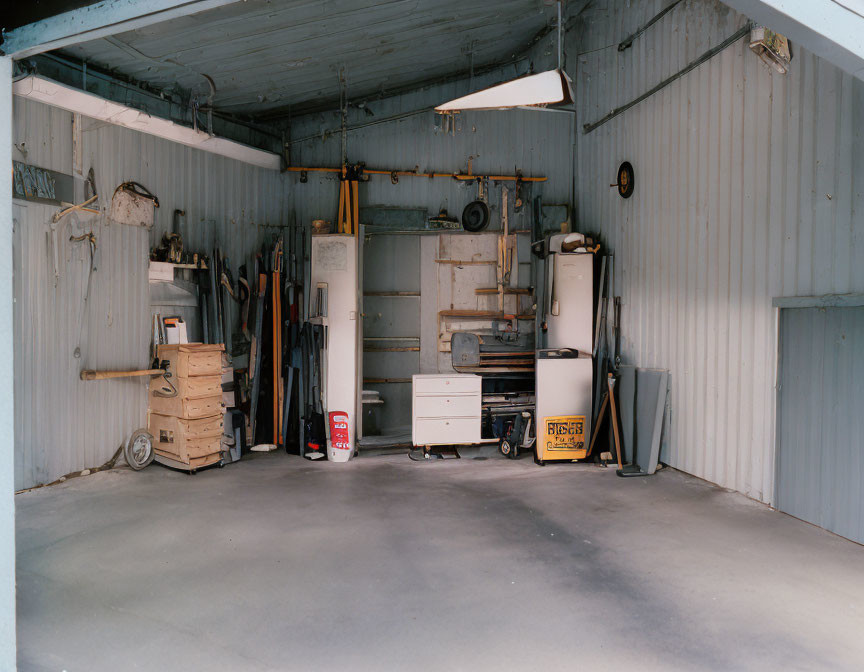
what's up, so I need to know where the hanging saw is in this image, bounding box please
[70,229,97,359]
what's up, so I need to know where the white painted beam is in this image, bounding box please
[723,0,864,80]
[14,76,281,170]
[0,55,16,671]
[2,0,242,59]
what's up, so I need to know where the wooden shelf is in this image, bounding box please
[149,260,208,283]
[438,310,536,321]
[434,259,496,265]
[150,261,208,270]
[474,288,531,295]
[454,366,534,374]
[364,336,420,342]
[365,347,420,352]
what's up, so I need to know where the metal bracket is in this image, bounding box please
[152,361,178,398]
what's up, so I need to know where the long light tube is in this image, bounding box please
[435,1,572,113]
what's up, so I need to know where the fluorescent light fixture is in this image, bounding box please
[13,76,281,170]
[435,69,574,112]
[436,1,576,114]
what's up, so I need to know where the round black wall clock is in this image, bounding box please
[616,161,635,199]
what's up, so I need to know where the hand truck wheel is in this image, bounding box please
[124,429,155,471]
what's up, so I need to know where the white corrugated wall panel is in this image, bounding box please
[12,200,150,489]
[572,0,864,502]
[13,98,289,490]
[289,66,574,230]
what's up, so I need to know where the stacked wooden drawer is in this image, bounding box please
[149,343,225,470]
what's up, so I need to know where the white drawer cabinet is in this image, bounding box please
[412,374,481,447]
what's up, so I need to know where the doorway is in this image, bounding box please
[361,234,422,442]
[775,302,864,543]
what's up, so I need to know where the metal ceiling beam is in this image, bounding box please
[1,0,243,59]
[722,0,864,80]
[14,75,282,169]
[28,52,284,145]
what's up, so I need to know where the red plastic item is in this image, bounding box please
[328,411,351,450]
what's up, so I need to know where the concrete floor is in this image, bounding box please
[15,453,864,671]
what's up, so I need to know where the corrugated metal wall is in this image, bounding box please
[13,200,150,490]
[12,97,289,490]
[20,0,861,500]
[288,66,574,230]
[572,0,864,502]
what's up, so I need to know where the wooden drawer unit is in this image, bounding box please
[149,413,223,465]
[150,374,221,400]
[149,394,223,420]
[149,374,222,419]
[149,343,226,470]
[412,374,481,447]
[153,447,222,470]
[157,343,224,378]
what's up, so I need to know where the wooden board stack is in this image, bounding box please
[149,343,225,471]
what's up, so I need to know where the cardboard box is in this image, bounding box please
[149,261,174,282]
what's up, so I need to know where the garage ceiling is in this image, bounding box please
[56,0,557,119]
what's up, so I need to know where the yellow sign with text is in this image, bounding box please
[542,415,587,459]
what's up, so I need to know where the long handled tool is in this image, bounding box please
[80,367,177,398]
[336,166,360,234]
[272,239,284,445]
[586,388,609,459]
[588,372,652,478]
[80,369,162,380]
[249,268,267,442]
[496,187,517,313]
[351,175,359,235]
[607,374,624,471]
[586,373,623,466]
[338,174,347,233]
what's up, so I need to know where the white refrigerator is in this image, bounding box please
[535,236,594,462]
